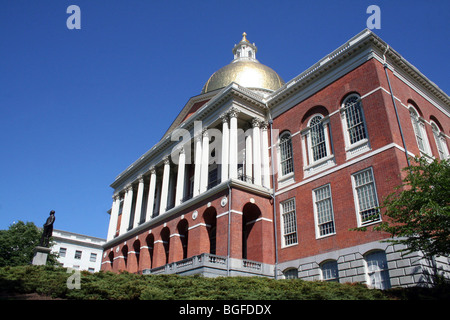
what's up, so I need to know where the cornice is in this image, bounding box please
[266,29,450,111]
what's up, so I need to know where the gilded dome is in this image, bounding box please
[201,33,285,94]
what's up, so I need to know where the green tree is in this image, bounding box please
[0,221,58,267]
[374,156,450,258]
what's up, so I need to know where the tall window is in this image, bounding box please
[409,105,431,156]
[344,95,367,144]
[313,184,336,237]
[352,168,380,226]
[280,198,298,247]
[341,94,370,159]
[431,121,449,160]
[301,113,335,176]
[365,250,391,290]
[310,116,327,161]
[279,132,294,176]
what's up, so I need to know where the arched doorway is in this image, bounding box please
[160,227,170,265]
[177,219,189,259]
[242,203,262,261]
[146,233,155,269]
[121,245,128,270]
[132,240,141,273]
[108,251,114,271]
[203,207,217,254]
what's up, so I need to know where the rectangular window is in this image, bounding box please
[90,253,97,262]
[281,199,298,247]
[352,168,380,226]
[59,247,67,258]
[279,134,294,176]
[313,184,336,237]
[74,250,82,260]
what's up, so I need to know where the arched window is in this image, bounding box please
[310,115,327,161]
[278,132,294,177]
[409,105,431,156]
[301,113,335,177]
[364,250,391,290]
[431,121,449,160]
[340,94,370,159]
[344,95,367,144]
[283,268,299,279]
[320,260,339,282]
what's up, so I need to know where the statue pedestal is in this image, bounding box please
[32,246,52,266]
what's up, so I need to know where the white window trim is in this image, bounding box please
[409,105,432,158]
[312,184,336,239]
[320,260,339,282]
[351,167,381,228]
[340,94,371,160]
[364,250,391,290]
[301,114,336,177]
[431,121,450,160]
[277,132,295,188]
[279,198,298,248]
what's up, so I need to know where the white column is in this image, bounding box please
[220,114,229,182]
[252,118,262,186]
[261,121,271,188]
[245,133,253,182]
[159,157,171,214]
[133,176,145,228]
[175,147,186,205]
[200,128,210,193]
[145,167,157,222]
[193,134,202,197]
[120,185,133,235]
[107,195,120,241]
[229,108,239,179]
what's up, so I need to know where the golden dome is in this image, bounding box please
[201,33,285,94]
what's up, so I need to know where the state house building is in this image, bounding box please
[101,30,450,289]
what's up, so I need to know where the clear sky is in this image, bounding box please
[1,0,449,239]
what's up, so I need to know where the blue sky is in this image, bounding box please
[1,0,449,239]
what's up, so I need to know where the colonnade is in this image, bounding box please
[106,108,271,241]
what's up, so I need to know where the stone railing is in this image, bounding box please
[142,253,228,275]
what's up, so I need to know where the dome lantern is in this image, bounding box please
[232,32,258,61]
[201,33,284,95]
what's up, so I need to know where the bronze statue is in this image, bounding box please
[39,210,55,247]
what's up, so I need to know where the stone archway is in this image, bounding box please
[242,203,262,261]
[203,207,217,255]
[177,219,189,259]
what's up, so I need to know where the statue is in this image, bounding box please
[39,210,55,247]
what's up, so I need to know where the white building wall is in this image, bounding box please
[51,230,105,272]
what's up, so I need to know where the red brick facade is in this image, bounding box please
[101,31,449,286]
